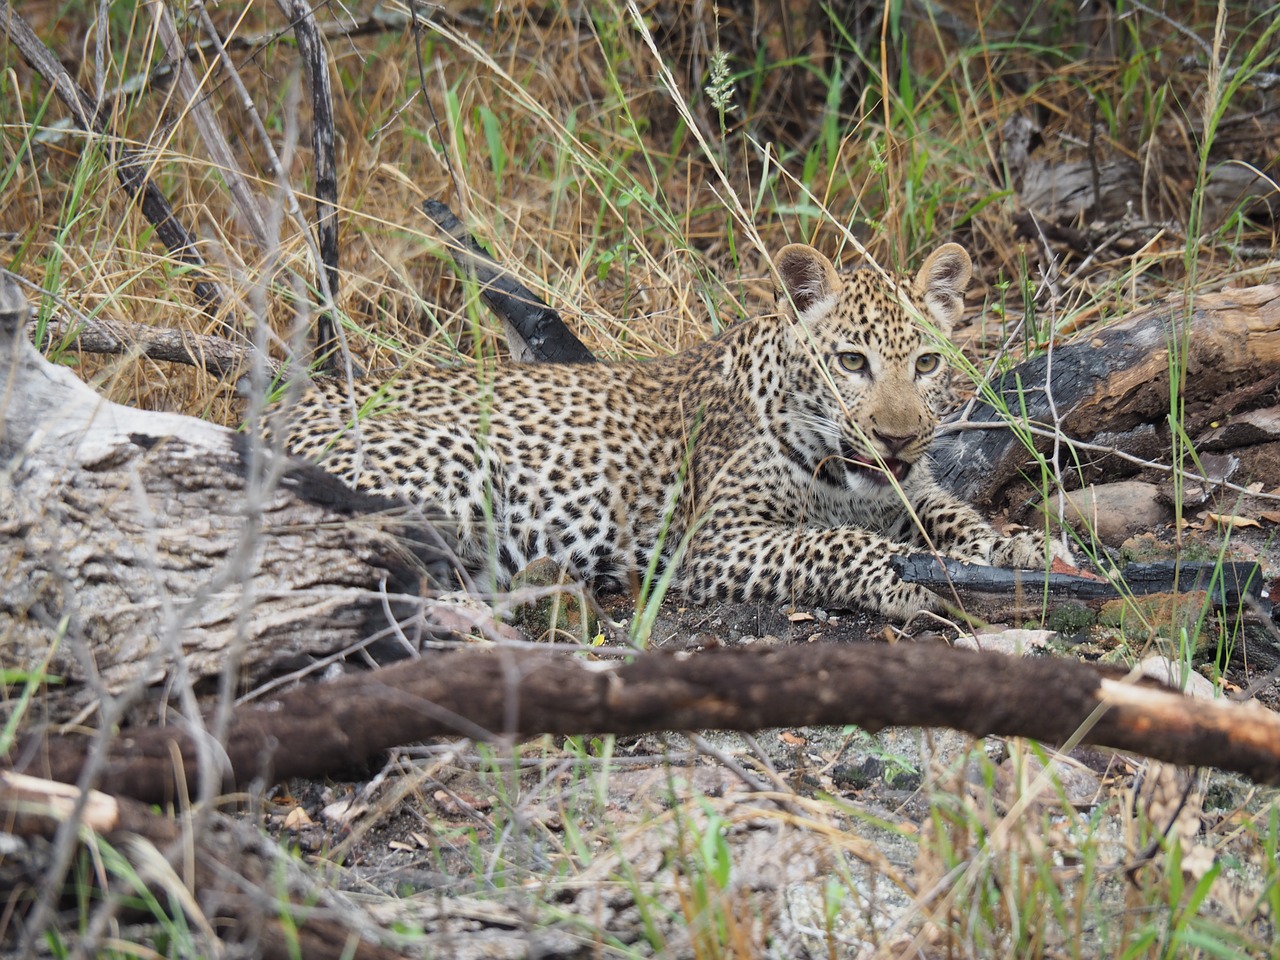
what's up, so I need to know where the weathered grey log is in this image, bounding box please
[932,283,1280,508]
[1000,114,1277,228]
[0,273,455,717]
[29,309,269,380]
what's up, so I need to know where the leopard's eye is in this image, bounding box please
[835,352,867,373]
[915,353,942,375]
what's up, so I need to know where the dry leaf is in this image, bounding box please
[780,731,807,746]
[1259,510,1280,525]
[787,610,815,622]
[321,797,369,826]
[1206,512,1261,529]
[282,806,313,830]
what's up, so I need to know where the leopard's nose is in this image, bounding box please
[873,429,919,455]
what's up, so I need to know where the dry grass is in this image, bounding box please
[3,0,1280,955]
[4,0,1275,420]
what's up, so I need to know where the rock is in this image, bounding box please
[1062,481,1168,544]
[953,628,1056,656]
[507,558,599,643]
[1139,655,1219,700]
[1157,451,1239,509]
[988,753,1104,810]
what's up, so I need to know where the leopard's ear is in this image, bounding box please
[775,244,840,317]
[913,242,971,332]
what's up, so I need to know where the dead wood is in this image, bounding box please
[423,199,596,364]
[893,557,1269,622]
[933,283,1280,508]
[1016,157,1278,231]
[279,0,341,371]
[20,642,1280,805]
[998,111,1278,230]
[30,308,271,380]
[0,773,405,959]
[0,272,455,718]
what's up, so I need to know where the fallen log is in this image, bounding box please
[19,642,1280,805]
[933,283,1280,508]
[0,272,455,718]
[893,557,1271,623]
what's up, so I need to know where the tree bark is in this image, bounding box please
[0,274,456,719]
[933,283,1280,507]
[20,643,1280,805]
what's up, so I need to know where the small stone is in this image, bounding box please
[1062,481,1168,545]
[508,558,599,643]
[953,628,1055,656]
[1139,655,1218,700]
[991,754,1104,810]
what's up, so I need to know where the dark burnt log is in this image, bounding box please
[422,199,595,363]
[894,557,1267,608]
[893,556,1269,623]
[932,284,1280,509]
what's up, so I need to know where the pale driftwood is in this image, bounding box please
[24,643,1280,805]
[933,283,1280,508]
[0,274,454,717]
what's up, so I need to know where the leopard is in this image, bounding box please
[280,241,1065,620]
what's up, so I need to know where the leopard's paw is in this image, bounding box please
[990,530,1073,569]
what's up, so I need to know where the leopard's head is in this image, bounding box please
[772,241,971,493]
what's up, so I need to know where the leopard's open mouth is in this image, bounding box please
[839,442,911,484]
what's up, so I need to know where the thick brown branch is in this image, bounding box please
[20,643,1280,805]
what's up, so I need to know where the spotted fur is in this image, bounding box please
[282,243,1063,619]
